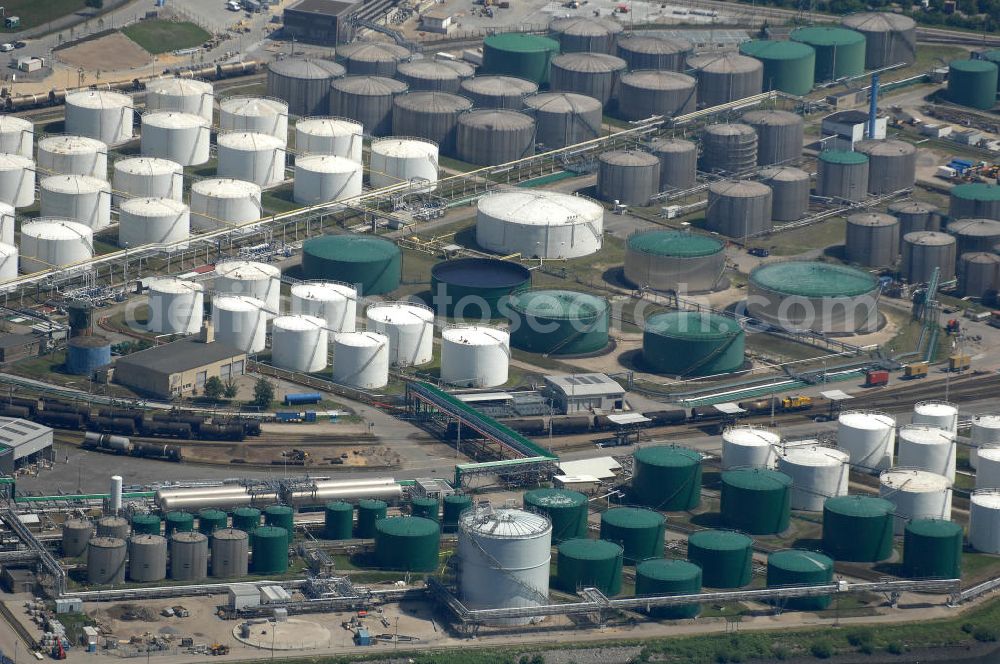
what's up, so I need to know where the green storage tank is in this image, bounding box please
[599,507,666,563]
[948,59,998,110]
[624,229,726,293]
[374,516,441,572]
[523,488,589,542]
[632,446,702,511]
[198,509,228,536]
[642,311,745,377]
[508,289,609,355]
[357,499,388,538]
[164,511,194,535]
[739,40,816,96]
[430,257,531,319]
[232,507,261,533]
[442,494,473,533]
[410,496,440,522]
[721,469,792,535]
[251,525,289,574]
[324,501,354,540]
[821,495,894,562]
[950,183,1000,221]
[687,529,753,588]
[483,33,561,85]
[556,538,623,595]
[131,513,161,536]
[978,49,1000,92]
[902,519,962,579]
[634,558,702,619]
[766,549,834,610]
[264,505,295,535]
[790,26,866,81]
[301,235,401,295]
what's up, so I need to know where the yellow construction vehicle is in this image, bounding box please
[781,396,813,411]
[209,644,230,656]
[904,362,929,379]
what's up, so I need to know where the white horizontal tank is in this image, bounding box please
[219,96,289,141]
[37,135,107,178]
[293,154,362,205]
[113,157,183,202]
[216,132,287,188]
[836,410,895,472]
[295,117,363,163]
[476,190,605,259]
[441,325,510,388]
[721,425,779,470]
[147,278,204,335]
[897,424,956,481]
[0,154,35,208]
[0,115,34,157]
[145,77,215,122]
[912,400,958,434]
[369,138,438,192]
[366,301,435,367]
[879,468,952,534]
[64,90,133,146]
[970,489,1000,554]
[214,261,281,315]
[977,448,1000,489]
[212,295,267,353]
[189,178,262,231]
[332,331,389,389]
[971,414,1000,469]
[271,315,329,372]
[39,175,111,230]
[118,197,190,250]
[290,281,357,333]
[140,112,211,166]
[776,445,849,511]
[19,219,93,273]
[0,242,17,283]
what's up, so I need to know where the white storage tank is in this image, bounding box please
[219,96,289,141]
[290,282,357,333]
[721,425,779,470]
[776,445,849,511]
[0,242,18,283]
[0,115,34,157]
[879,468,952,534]
[295,117,364,162]
[212,295,267,353]
[113,157,183,202]
[836,410,895,472]
[912,400,958,434]
[64,90,133,146]
[332,331,389,388]
[0,202,14,245]
[369,138,438,192]
[37,135,107,178]
[897,424,957,481]
[190,178,262,231]
[366,301,434,367]
[293,154,362,205]
[145,77,215,122]
[971,414,1000,469]
[19,219,94,273]
[118,197,190,250]
[476,190,604,259]
[0,154,35,208]
[140,112,211,166]
[271,315,329,372]
[39,175,111,230]
[969,489,1000,553]
[147,277,204,335]
[441,325,510,388]
[214,261,281,315]
[217,132,286,188]
[977,448,1000,489]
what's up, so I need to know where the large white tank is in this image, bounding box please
[39,175,112,230]
[113,157,183,202]
[293,154,362,205]
[37,135,107,178]
[295,117,363,163]
[369,138,438,192]
[0,202,14,245]
[969,489,1000,554]
[118,197,190,250]
[366,301,435,367]
[0,154,35,208]
[912,400,958,434]
[189,178,262,231]
[290,281,357,333]
[212,295,267,353]
[19,219,93,272]
[219,96,289,141]
[216,132,287,188]
[970,414,1000,469]
[0,115,34,157]
[776,445,849,511]
[147,277,204,335]
[441,325,510,388]
[214,261,281,315]
[332,331,389,388]
[271,315,329,372]
[64,90,133,146]
[140,112,211,166]
[458,505,552,626]
[897,424,956,481]
[879,468,952,534]
[721,425,779,470]
[144,77,215,122]
[977,448,1000,489]
[0,242,18,283]
[476,189,605,259]
[836,410,896,472]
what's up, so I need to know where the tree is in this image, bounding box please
[203,376,224,400]
[86,0,105,8]
[223,379,239,399]
[252,378,274,410]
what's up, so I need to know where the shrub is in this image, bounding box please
[886,642,905,655]
[810,641,834,659]
[974,626,999,643]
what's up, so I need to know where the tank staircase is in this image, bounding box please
[350,16,422,53]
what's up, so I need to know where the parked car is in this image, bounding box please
[0,44,15,53]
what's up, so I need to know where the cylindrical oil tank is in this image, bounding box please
[618,71,696,121]
[356,499,387,538]
[232,507,261,533]
[722,425,780,470]
[459,76,538,109]
[971,415,1000,469]
[687,530,753,588]
[39,175,111,230]
[549,16,623,54]
[625,230,725,292]
[337,41,411,76]
[294,154,362,204]
[119,197,190,250]
[979,448,1000,488]
[739,40,816,96]
[845,212,899,267]
[291,281,357,333]
[880,468,952,534]
[741,110,804,166]
[330,76,408,137]
[556,538,622,595]
[369,137,438,192]
[250,525,288,574]
[272,315,329,372]
[97,516,129,540]
[970,489,1000,553]
[912,400,959,434]
[0,115,33,157]
[599,506,665,563]
[481,33,561,85]
[210,528,249,577]
[967,251,1000,296]
[700,123,758,175]
[777,446,849,511]
[165,511,195,535]
[217,132,286,188]
[889,199,940,235]
[147,277,203,335]
[597,149,660,206]
[128,534,167,582]
[332,331,389,389]
[0,153,35,208]
[324,502,354,539]
[145,77,214,121]
[197,509,228,537]
[295,117,363,162]
[215,261,280,314]
[766,550,834,610]
[508,289,609,355]
[430,257,530,319]
[816,150,869,202]
[212,295,267,353]
[950,183,1000,221]
[549,53,627,106]
[617,35,692,71]
[721,468,792,535]
[113,157,183,202]
[948,218,1000,256]
[266,58,345,117]
[649,137,696,192]
[87,537,126,584]
[947,59,998,110]
[902,231,957,283]
[643,311,744,376]
[855,139,916,194]
[66,336,111,375]
[170,531,209,581]
[375,516,440,571]
[524,92,602,150]
[0,242,15,282]
[898,424,956,481]
[523,488,588,542]
[822,495,894,562]
[396,60,464,93]
[131,514,161,536]
[366,301,434,367]
[456,110,535,166]
[476,189,604,259]
[62,518,93,557]
[220,96,288,141]
[392,91,471,155]
[264,505,295,535]
[19,219,93,273]
[442,494,473,533]
[189,178,261,231]
[65,90,133,146]
[140,112,210,166]
[902,518,962,578]
[440,325,509,388]
[705,180,772,238]
[686,53,763,107]
[790,26,866,81]
[37,135,107,178]
[759,166,809,221]
[632,445,702,510]
[635,559,701,618]
[843,12,916,68]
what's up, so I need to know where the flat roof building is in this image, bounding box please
[543,373,625,414]
[0,418,54,474]
[821,110,888,149]
[0,333,43,363]
[283,0,361,45]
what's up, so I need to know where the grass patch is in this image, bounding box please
[761,217,846,257]
[122,20,209,55]
[0,0,85,32]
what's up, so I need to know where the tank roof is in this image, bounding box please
[40,174,109,194]
[838,410,895,428]
[825,494,894,517]
[67,89,131,108]
[509,289,607,318]
[843,11,916,31]
[687,52,762,74]
[635,557,700,581]
[650,137,696,153]
[904,230,955,246]
[880,468,951,490]
[216,260,280,281]
[372,137,438,156]
[900,424,954,443]
[460,507,550,537]
[333,75,409,94]
[221,96,287,116]
[704,122,756,137]
[688,529,752,550]
[115,156,182,175]
[524,92,603,113]
[558,537,622,560]
[431,257,530,288]
[621,70,696,90]
[791,26,866,46]
[296,154,362,173]
[905,518,962,538]
[268,57,345,79]
[709,180,771,197]
[120,197,188,216]
[742,109,803,126]
[38,135,106,153]
[889,199,938,213]
[146,77,213,94]
[303,234,400,262]
[645,311,741,340]
[759,166,810,182]
[950,58,998,73]
[376,515,440,537]
[458,109,534,129]
[972,490,1000,508]
[0,115,32,130]
[618,34,693,54]
[21,219,92,240]
[634,445,701,467]
[550,15,624,34]
[366,302,434,324]
[819,149,868,165]
[722,468,792,490]
[297,117,363,135]
[213,295,266,311]
[750,261,877,297]
[148,277,204,294]
[627,230,723,257]
[601,506,664,529]
[337,41,411,60]
[478,189,603,225]
[524,487,588,508]
[848,212,898,227]
[217,131,284,150]
[212,528,248,540]
[781,446,848,466]
[953,183,1000,201]
[192,178,261,198]
[171,530,207,542]
[397,60,464,80]
[740,39,815,60]
[855,139,916,156]
[0,153,32,169]
[484,33,561,53]
[768,549,833,572]
[947,218,1000,236]
[291,282,356,301]
[441,326,509,346]
[962,252,1000,265]
[552,52,627,72]
[273,315,325,331]
[143,112,210,129]
[359,498,388,508]
[599,149,659,167]
[334,331,388,348]
[394,91,472,112]
[461,75,538,95]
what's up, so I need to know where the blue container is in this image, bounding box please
[66,336,112,376]
[275,412,299,422]
[304,411,317,422]
[285,393,322,405]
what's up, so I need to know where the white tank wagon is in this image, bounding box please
[441,325,510,388]
[0,243,18,282]
[286,478,404,506]
[37,135,107,178]
[39,175,112,230]
[977,448,1000,489]
[190,178,262,231]
[368,137,438,192]
[0,115,34,157]
[291,281,357,333]
[836,410,895,472]
[271,315,329,373]
[332,331,389,389]
[722,425,780,470]
[146,277,204,335]
[217,131,287,188]
[112,157,183,202]
[366,301,435,367]
[214,261,281,315]
[140,112,211,166]
[970,489,1000,553]
[0,154,35,208]
[212,295,268,353]
[295,117,363,163]
[293,154,362,205]
[879,468,952,534]
[458,505,553,626]
[911,400,958,434]
[777,445,849,511]
[476,189,603,259]
[219,96,289,141]
[971,414,1000,469]
[144,77,215,122]
[897,424,957,481]
[19,219,94,273]
[64,90,134,146]
[118,197,190,250]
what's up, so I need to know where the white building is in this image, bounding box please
[543,373,625,414]
[821,110,888,150]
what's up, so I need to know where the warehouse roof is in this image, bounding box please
[0,333,39,348]
[0,417,53,460]
[114,337,245,374]
[545,373,624,397]
[287,0,360,16]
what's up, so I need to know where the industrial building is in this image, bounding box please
[543,373,625,414]
[0,418,53,473]
[821,110,888,150]
[282,0,361,45]
[0,333,43,363]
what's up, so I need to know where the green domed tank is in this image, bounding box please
[164,511,194,536]
[790,26,866,81]
[978,49,1000,93]
[556,538,623,595]
[374,517,441,572]
[642,312,745,377]
[251,526,288,574]
[822,495,894,562]
[442,494,473,533]
[687,529,753,588]
[482,33,561,84]
[508,289,609,355]
[721,469,792,535]
[599,507,665,563]
[632,446,702,511]
[324,502,354,540]
[131,513,161,536]
[198,509,228,536]
[301,235,401,295]
[264,505,295,535]
[410,496,440,521]
[357,499,388,538]
[950,183,1000,222]
[902,519,962,579]
[948,59,998,110]
[634,558,702,618]
[523,488,589,542]
[766,549,834,610]
[739,40,816,95]
[624,229,726,293]
[232,507,261,533]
